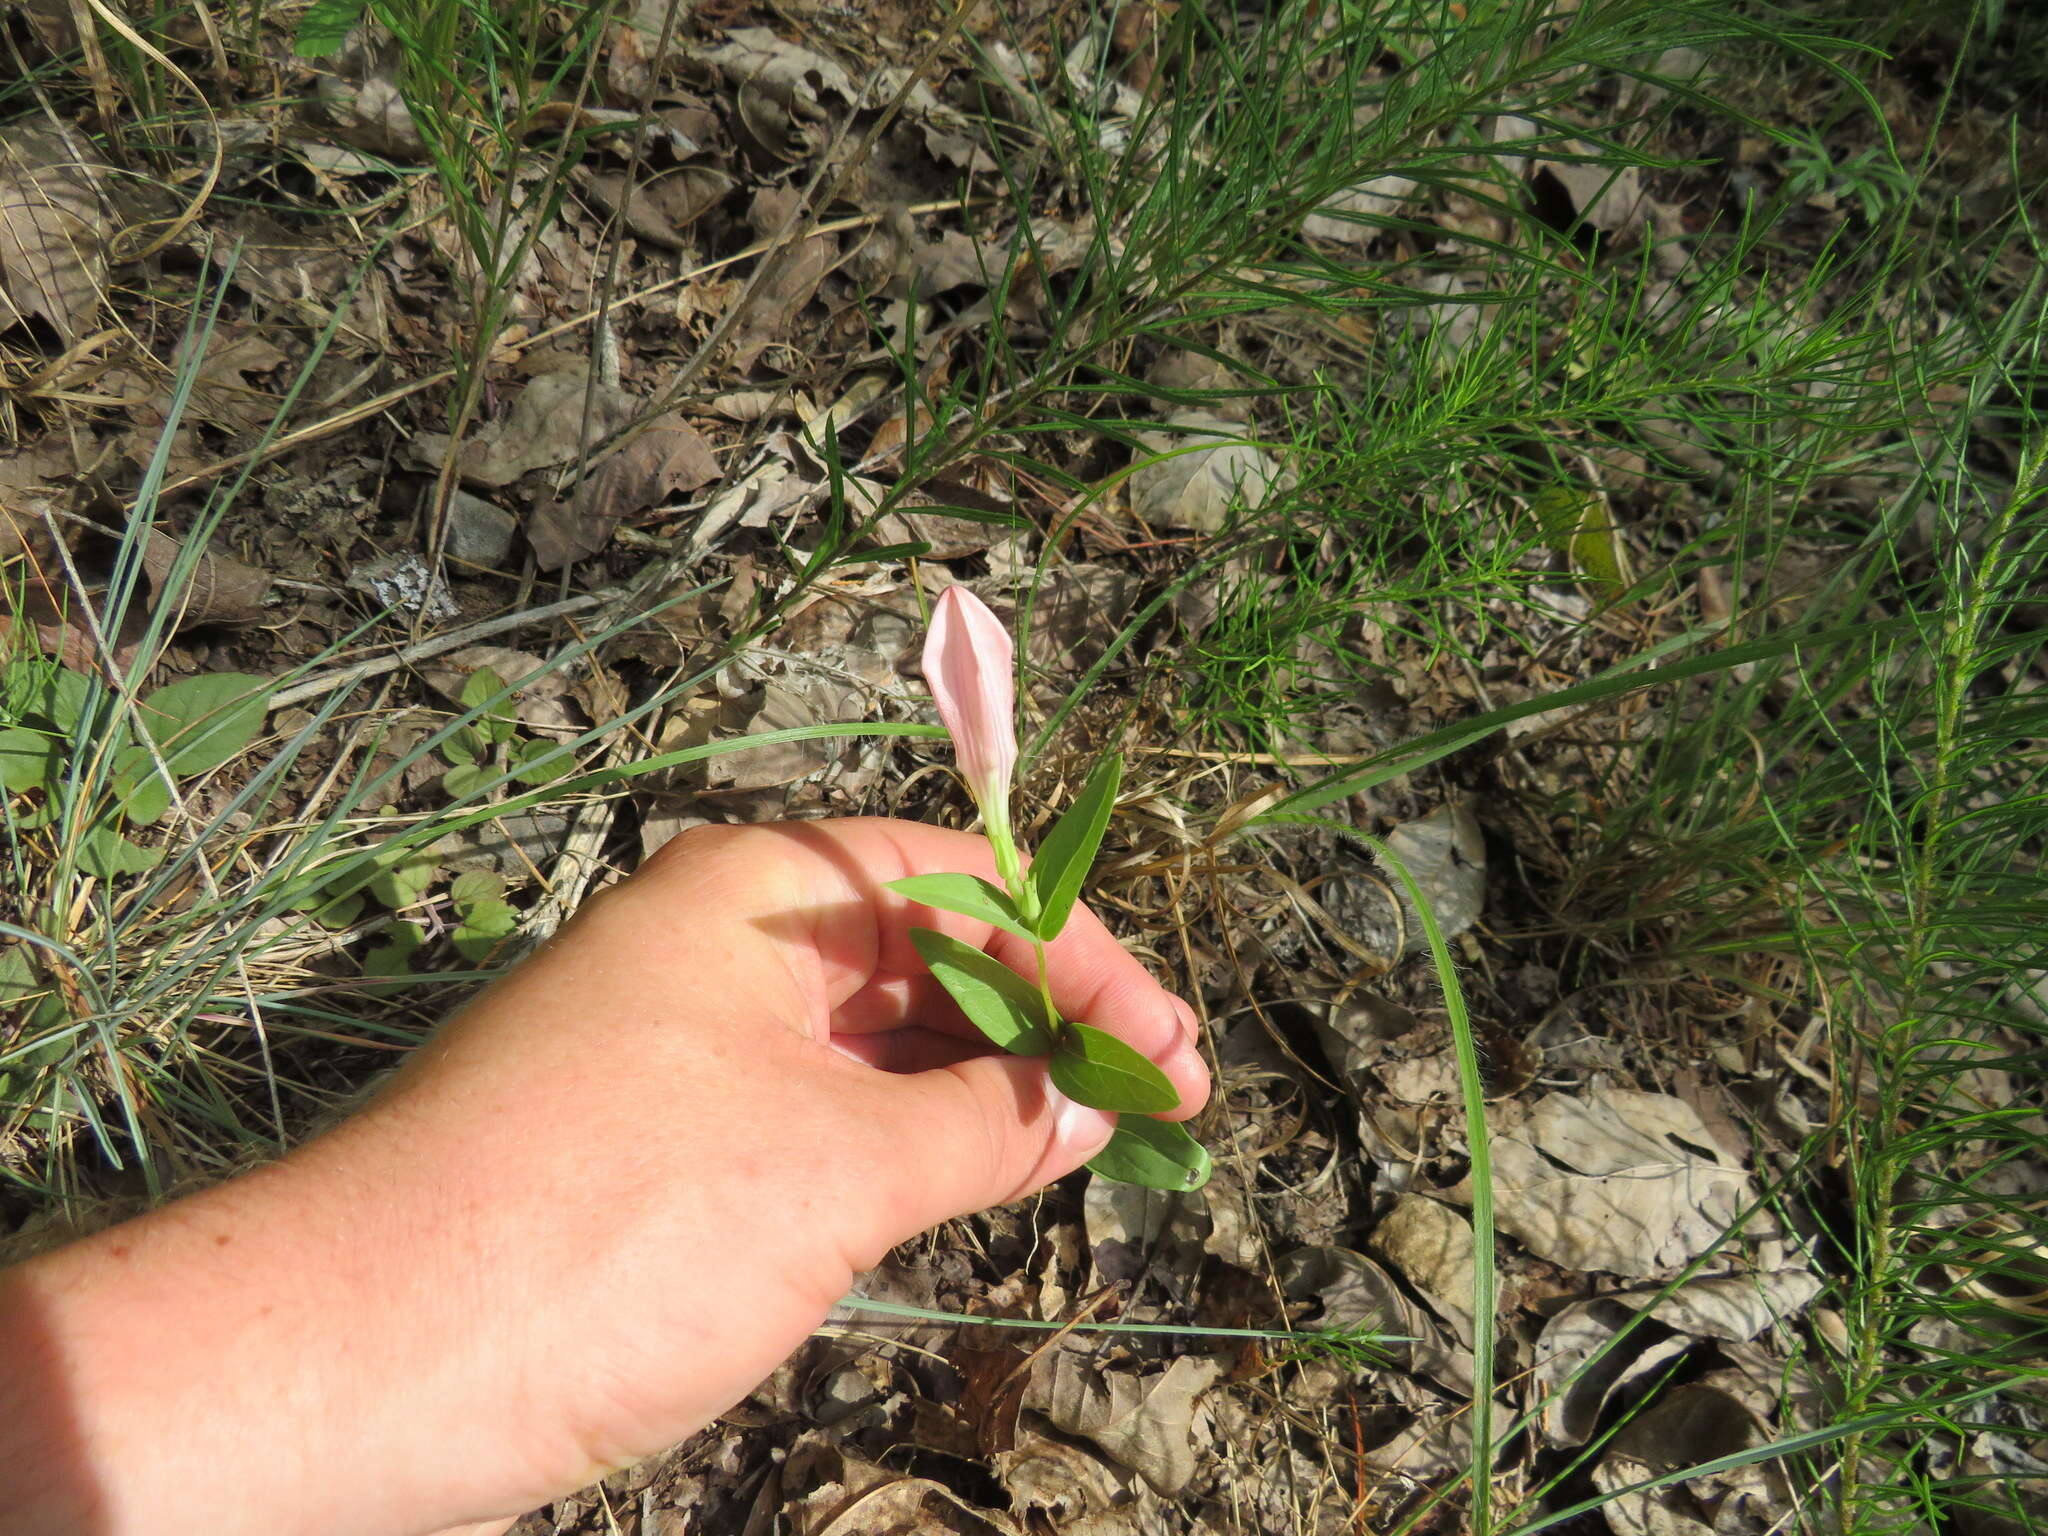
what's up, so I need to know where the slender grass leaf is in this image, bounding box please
[1029,753,1122,939]
[1049,1022,1180,1113]
[1086,1114,1211,1191]
[887,873,1037,943]
[909,928,1055,1055]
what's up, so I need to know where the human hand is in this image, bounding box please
[0,818,1208,1535]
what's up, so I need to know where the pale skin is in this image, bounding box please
[0,819,1210,1536]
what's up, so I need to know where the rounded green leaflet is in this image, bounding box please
[1086,1114,1212,1191]
[1047,1022,1180,1114]
[908,928,1056,1056]
[77,826,162,879]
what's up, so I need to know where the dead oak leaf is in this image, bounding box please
[704,27,859,162]
[0,126,111,340]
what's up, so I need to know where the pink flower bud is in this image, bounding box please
[923,586,1018,822]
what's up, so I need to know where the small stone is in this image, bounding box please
[445,491,517,568]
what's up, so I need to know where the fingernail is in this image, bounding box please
[1052,1093,1118,1155]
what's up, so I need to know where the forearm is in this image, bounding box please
[0,1112,526,1536]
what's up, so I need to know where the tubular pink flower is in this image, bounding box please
[923,585,1018,836]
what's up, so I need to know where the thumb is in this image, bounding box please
[865,1053,1118,1238]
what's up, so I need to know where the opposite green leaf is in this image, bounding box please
[1086,1114,1212,1191]
[26,669,96,736]
[136,673,270,776]
[1029,753,1122,940]
[512,738,572,786]
[888,873,1037,943]
[909,928,1056,1056]
[1049,1021,1180,1114]
[363,921,426,978]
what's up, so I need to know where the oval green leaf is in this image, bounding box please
[77,826,162,880]
[1086,1114,1212,1191]
[1048,1021,1180,1114]
[0,727,58,794]
[887,873,1036,943]
[136,673,270,776]
[1028,753,1122,940]
[909,928,1055,1056]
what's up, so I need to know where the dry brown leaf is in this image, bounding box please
[1028,1349,1224,1496]
[0,127,111,339]
[310,35,427,159]
[1303,174,1416,243]
[530,414,721,569]
[1465,1090,1762,1278]
[1128,409,1283,532]
[576,169,690,251]
[1531,1299,1698,1447]
[411,366,637,490]
[704,28,859,162]
[180,330,291,434]
[1592,1385,1780,1536]
[733,187,838,367]
[1369,1193,1489,1345]
[782,1435,1023,1536]
[0,439,73,563]
[206,211,355,314]
[996,1423,1150,1536]
[1539,146,1650,234]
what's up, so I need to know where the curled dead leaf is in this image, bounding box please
[704,28,859,162]
[781,1434,1023,1536]
[141,529,274,626]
